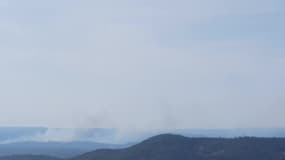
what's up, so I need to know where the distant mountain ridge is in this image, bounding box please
[0,155,61,160]
[2,127,285,144]
[0,141,128,158]
[0,127,116,143]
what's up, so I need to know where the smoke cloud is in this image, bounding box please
[0,0,284,130]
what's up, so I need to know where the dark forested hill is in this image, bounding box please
[72,134,285,160]
[1,134,285,160]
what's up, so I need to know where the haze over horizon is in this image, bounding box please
[0,0,285,130]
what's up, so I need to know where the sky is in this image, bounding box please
[0,0,284,130]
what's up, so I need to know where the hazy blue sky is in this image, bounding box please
[0,0,284,130]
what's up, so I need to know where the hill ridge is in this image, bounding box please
[2,134,285,160]
[72,134,285,160]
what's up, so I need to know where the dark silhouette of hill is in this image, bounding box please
[2,134,285,160]
[72,134,285,160]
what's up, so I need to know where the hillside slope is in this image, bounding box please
[73,134,285,160]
